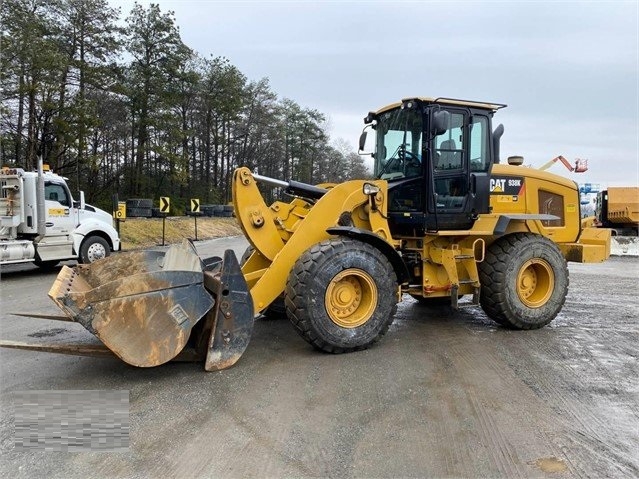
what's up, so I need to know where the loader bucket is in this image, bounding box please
[33,240,255,369]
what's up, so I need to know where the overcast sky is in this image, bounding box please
[110,0,638,188]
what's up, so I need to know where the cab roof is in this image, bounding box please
[374,97,507,116]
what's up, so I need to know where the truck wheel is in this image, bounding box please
[479,233,568,329]
[240,246,286,318]
[285,238,398,353]
[79,236,110,264]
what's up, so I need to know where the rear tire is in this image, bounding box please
[479,233,568,329]
[285,238,398,353]
[79,236,110,264]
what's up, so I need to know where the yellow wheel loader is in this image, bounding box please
[1,97,611,370]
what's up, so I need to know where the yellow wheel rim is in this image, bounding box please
[325,268,377,328]
[517,259,554,308]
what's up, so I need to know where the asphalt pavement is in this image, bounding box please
[0,238,637,478]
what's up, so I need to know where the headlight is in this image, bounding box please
[363,183,380,196]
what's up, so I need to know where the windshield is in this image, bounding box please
[374,107,423,180]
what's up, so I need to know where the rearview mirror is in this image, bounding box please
[431,110,450,136]
[359,131,368,152]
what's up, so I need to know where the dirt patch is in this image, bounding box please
[534,457,568,473]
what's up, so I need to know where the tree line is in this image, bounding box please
[0,0,369,210]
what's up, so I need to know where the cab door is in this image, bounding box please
[467,114,492,216]
[427,109,491,230]
[44,181,77,239]
[429,109,471,229]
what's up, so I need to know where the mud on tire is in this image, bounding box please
[479,233,569,329]
[285,238,398,353]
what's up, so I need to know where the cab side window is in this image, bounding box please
[435,113,464,170]
[470,116,489,172]
[45,183,70,207]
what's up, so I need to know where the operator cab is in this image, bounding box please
[360,97,506,235]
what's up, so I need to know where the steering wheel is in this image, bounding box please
[399,148,421,174]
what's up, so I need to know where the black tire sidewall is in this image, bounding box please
[240,245,253,265]
[79,236,110,264]
[485,235,568,329]
[290,240,397,350]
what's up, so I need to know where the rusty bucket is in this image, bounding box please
[3,240,254,370]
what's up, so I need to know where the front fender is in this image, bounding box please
[327,226,411,284]
[72,220,121,254]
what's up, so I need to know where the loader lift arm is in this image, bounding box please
[233,167,400,315]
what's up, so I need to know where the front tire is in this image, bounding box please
[479,233,568,329]
[285,238,398,353]
[79,236,110,264]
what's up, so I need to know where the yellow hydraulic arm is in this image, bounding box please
[232,167,394,315]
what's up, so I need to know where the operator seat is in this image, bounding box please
[437,139,460,170]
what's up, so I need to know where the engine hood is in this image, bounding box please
[81,204,114,226]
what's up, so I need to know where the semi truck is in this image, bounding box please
[0,160,120,268]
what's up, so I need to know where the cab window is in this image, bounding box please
[374,107,423,180]
[45,183,70,207]
[435,113,464,170]
[470,115,489,172]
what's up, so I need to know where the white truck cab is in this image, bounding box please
[0,162,120,267]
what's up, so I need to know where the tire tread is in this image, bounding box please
[285,238,398,353]
[479,233,569,329]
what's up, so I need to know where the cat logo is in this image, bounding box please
[490,178,505,192]
[490,177,524,195]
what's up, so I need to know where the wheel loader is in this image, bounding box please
[1,97,611,370]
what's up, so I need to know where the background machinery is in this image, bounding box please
[538,155,588,173]
[594,187,639,236]
[1,97,611,370]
